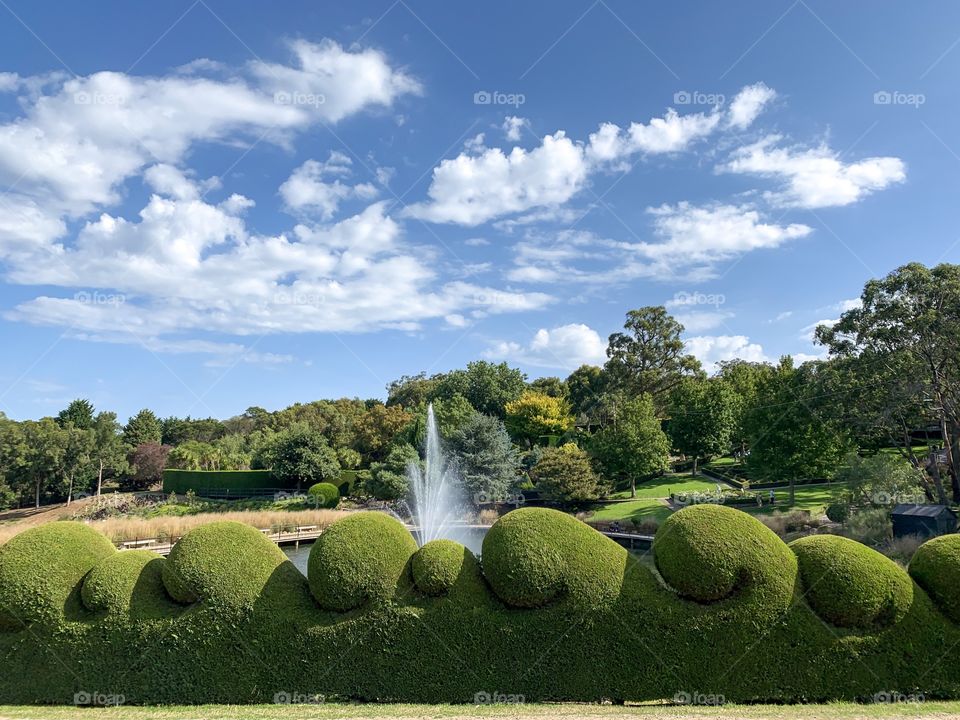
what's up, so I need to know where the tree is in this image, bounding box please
[565,364,608,426]
[254,424,340,487]
[742,358,853,503]
[213,433,252,470]
[447,414,520,503]
[591,395,670,496]
[60,422,94,503]
[835,453,927,508]
[529,376,567,398]
[433,361,527,418]
[667,378,737,475]
[530,443,603,504]
[504,391,574,447]
[817,263,960,501]
[168,440,221,470]
[91,411,127,495]
[367,443,418,500]
[716,360,774,457]
[605,307,701,408]
[354,403,413,462]
[386,373,438,408]
[57,399,95,430]
[123,409,162,447]
[125,442,170,491]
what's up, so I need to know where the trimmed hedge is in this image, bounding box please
[307,482,340,509]
[162,469,285,494]
[910,534,960,623]
[1,507,960,703]
[791,535,913,628]
[307,512,417,611]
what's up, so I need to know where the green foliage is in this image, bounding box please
[504,390,573,446]
[565,364,607,424]
[432,361,526,418]
[366,442,417,500]
[81,550,181,618]
[307,511,417,611]
[307,482,340,508]
[481,507,626,609]
[123,409,163,447]
[667,377,737,471]
[447,413,519,503]
[3,506,960,703]
[530,443,603,503]
[825,501,850,523]
[57,398,95,430]
[791,535,913,628]
[411,539,477,596]
[844,507,893,545]
[834,452,926,506]
[910,534,960,622]
[253,423,340,486]
[0,521,114,628]
[590,395,670,490]
[654,504,796,605]
[162,469,281,494]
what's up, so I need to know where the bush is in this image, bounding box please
[791,535,913,628]
[909,534,960,623]
[0,521,114,628]
[653,504,796,605]
[307,511,417,611]
[825,502,850,524]
[81,550,180,618]
[529,444,602,504]
[411,540,477,596]
[307,482,340,509]
[844,507,892,546]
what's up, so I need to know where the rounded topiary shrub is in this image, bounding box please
[412,539,476,596]
[308,511,417,611]
[82,549,178,618]
[307,482,340,509]
[482,507,627,610]
[825,502,850,524]
[0,521,115,629]
[164,521,290,609]
[791,535,913,628]
[654,504,796,605]
[910,534,960,623]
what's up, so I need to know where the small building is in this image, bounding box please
[892,504,957,538]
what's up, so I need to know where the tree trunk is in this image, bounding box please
[34,479,40,509]
[692,456,698,476]
[66,474,74,505]
[97,459,103,496]
[929,446,948,504]
[950,419,960,502]
[630,478,636,499]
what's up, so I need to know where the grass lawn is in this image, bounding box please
[607,475,719,500]
[590,475,719,525]
[0,703,955,719]
[744,481,852,516]
[588,497,672,524]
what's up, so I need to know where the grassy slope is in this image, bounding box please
[0,703,954,719]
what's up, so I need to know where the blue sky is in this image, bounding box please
[0,0,958,421]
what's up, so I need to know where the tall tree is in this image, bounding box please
[530,444,603,504]
[605,307,702,408]
[591,395,671,496]
[123,409,163,447]
[504,391,574,447]
[254,423,340,487]
[91,411,126,495]
[57,399,95,430]
[448,414,520,504]
[565,364,608,426]
[125,442,170,491]
[817,262,960,501]
[667,378,737,475]
[433,361,527,418]
[716,360,774,458]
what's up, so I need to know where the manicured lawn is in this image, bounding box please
[744,481,851,516]
[588,497,672,524]
[592,475,720,525]
[607,475,719,500]
[0,703,954,719]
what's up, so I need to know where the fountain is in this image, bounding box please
[407,403,464,546]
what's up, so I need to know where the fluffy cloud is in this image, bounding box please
[279,152,378,219]
[0,38,419,245]
[484,323,607,370]
[722,135,906,208]
[726,82,777,129]
[585,108,719,164]
[502,116,528,141]
[685,335,769,374]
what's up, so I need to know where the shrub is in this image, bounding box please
[844,507,892,546]
[791,535,913,628]
[307,482,340,509]
[909,534,960,623]
[825,502,850,524]
[481,507,626,610]
[880,534,924,566]
[0,521,115,628]
[81,550,180,618]
[411,540,477,596]
[307,512,417,611]
[653,504,796,605]
[530,444,602,504]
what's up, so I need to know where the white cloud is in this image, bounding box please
[502,116,528,141]
[585,108,720,164]
[722,135,906,208]
[726,82,776,129]
[484,323,607,370]
[0,72,19,92]
[279,152,378,219]
[685,335,769,374]
[404,131,588,225]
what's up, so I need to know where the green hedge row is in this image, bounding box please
[1,507,960,704]
[162,469,286,493]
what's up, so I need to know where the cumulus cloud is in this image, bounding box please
[685,335,769,374]
[726,82,777,129]
[721,135,906,208]
[279,152,378,219]
[484,323,607,370]
[502,116,528,141]
[585,108,720,164]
